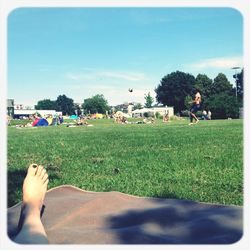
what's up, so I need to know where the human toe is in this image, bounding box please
[42,172,49,183]
[27,163,38,176]
[36,165,44,177]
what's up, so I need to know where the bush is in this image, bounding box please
[181,110,202,118]
[170,115,184,121]
[155,112,161,119]
[207,93,239,119]
[143,112,154,118]
[181,110,189,117]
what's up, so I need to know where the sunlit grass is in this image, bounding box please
[8,118,243,207]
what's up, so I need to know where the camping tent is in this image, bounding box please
[69,115,78,119]
[132,108,154,117]
[37,118,49,126]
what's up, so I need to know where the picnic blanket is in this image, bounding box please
[7,185,242,244]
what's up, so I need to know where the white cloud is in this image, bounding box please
[65,72,97,81]
[188,56,243,70]
[63,68,157,105]
[65,73,81,81]
[97,71,147,82]
[65,69,149,82]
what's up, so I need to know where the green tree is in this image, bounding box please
[210,73,233,95]
[82,94,109,114]
[144,92,154,108]
[73,103,82,116]
[207,93,239,119]
[203,73,240,119]
[133,103,143,110]
[35,99,57,110]
[184,95,193,110]
[195,74,213,100]
[55,94,75,115]
[155,71,195,113]
[233,69,243,106]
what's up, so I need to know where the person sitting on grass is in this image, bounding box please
[201,110,208,120]
[32,113,41,127]
[58,114,64,124]
[121,116,129,124]
[163,111,169,123]
[7,115,12,126]
[143,117,155,124]
[67,116,92,127]
[13,164,49,244]
[77,116,89,126]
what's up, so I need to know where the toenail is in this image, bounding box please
[32,164,38,168]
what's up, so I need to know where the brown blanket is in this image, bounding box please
[8,185,242,244]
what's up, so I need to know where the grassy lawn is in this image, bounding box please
[7,118,243,207]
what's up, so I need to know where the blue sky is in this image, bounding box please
[8,7,243,107]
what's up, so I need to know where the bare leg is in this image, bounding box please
[14,164,49,244]
[192,113,199,123]
[190,112,199,124]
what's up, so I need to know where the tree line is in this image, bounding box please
[155,70,243,119]
[35,69,243,119]
[35,94,109,116]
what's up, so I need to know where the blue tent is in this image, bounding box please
[69,115,78,119]
[37,118,49,126]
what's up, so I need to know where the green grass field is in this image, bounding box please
[8,118,243,207]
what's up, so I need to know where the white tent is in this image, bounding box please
[14,109,62,119]
[132,108,152,114]
[132,108,154,117]
[132,106,174,118]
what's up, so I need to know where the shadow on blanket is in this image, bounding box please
[8,185,242,244]
[107,203,242,244]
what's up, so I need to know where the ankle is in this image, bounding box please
[21,203,41,217]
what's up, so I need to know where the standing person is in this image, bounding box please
[207,110,212,120]
[189,89,201,125]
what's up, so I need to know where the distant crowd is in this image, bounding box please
[7,107,212,129]
[8,113,64,128]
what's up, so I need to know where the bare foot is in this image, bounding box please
[22,164,48,212]
[14,164,49,244]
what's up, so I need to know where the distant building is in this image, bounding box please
[14,103,25,110]
[13,109,62,119]
[239,107,243,119]
[132,106,174,118]
[112,102,137,114]
[7,99,14,117]
[7,98,63,119]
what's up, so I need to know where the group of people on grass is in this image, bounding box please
[113,89,206,126]
[113,111,155,125]
[11,113,64,128]
[31,113,64,127]
[7,88,209,130]
[66,115,93,127]
[8,112,96,128]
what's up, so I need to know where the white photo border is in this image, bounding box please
[1,1,249,250]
